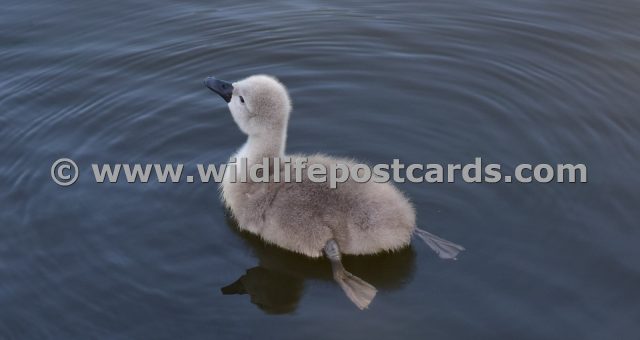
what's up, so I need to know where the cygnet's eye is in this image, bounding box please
[239,96,245,104]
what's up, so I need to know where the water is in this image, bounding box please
[2,0,640,338]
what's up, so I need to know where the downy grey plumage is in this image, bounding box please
[204,74,464,309]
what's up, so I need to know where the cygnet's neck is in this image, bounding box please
[237,127,287,165]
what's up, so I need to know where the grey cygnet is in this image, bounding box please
[204,74,464,309]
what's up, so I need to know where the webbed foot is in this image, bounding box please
[415,227,465,260]
[324,239,377,310]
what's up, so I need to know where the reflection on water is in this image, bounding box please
[222,213,415,313]
[222,267,304,314]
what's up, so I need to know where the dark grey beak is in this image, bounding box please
[204,76,234,103]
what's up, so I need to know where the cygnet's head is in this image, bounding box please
[204,75,291,136]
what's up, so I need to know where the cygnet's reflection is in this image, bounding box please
[221,267,304,314]
[222,213,416,314]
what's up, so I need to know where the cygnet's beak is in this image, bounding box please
[204,76,234,103]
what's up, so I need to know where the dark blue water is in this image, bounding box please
[2,0,640,338]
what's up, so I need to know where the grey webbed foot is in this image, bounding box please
[415,227,465,260]
[324,239,377,310]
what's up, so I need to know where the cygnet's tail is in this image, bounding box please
[415,227,465,260]
[324,239,377,310]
